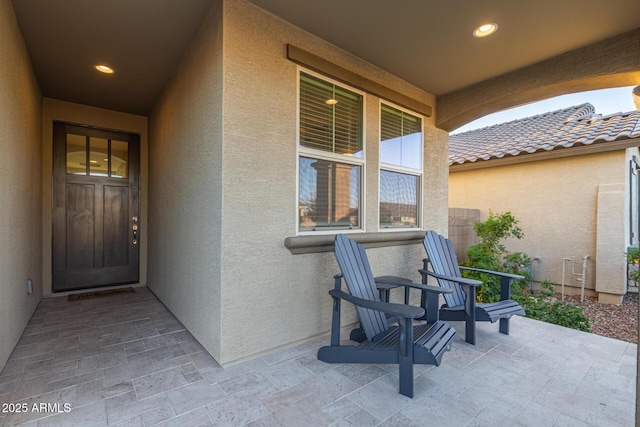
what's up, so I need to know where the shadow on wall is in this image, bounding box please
[448,208,480,262]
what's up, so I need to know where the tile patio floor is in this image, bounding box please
[0,286,636,427]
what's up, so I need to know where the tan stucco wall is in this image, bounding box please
[217,0,447,365]
[147,1,224,360]
[41,99,149,297]
[145,0,448,366]
[449,150,625,296]
[0,0,43,370]
[595,183,626,303]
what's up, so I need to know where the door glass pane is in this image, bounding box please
[110,140,128,179]
[66,133,87,175]
[89,137,109,176]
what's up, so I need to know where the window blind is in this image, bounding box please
[380,104,422,169]
[300,73,363,156]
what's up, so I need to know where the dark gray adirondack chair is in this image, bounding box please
[317,234,456,398]
[422,230,525,345]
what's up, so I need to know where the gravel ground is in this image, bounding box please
[561,293,638,344]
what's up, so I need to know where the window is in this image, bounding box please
[66,133,129,178]
[379,103,422,228]
[298,71,364,231]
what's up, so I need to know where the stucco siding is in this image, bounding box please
[596,183,626,300]
[449,150,625,295]
[218,0,446,365]
[147,1,224,360]
[0,0,42,370]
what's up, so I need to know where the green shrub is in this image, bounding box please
[464,211,591,332]
[626,247,639,284]
[513,281,591,332]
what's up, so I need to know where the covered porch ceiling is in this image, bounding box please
[10,0,640,129]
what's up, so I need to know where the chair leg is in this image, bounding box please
[465,314,476,345]
[398,356,414,398]
[498,275,512,336]
[499,317,509,335]
[397,318,414,398]
[464,284,477,345]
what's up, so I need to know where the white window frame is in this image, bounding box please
[296,68,366,235]
[378,101,423,231]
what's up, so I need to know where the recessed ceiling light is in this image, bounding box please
[95,64,114,74]
[325,98,338,105]
[473,23,498,38]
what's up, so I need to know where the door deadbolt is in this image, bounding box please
[132,222,138,243]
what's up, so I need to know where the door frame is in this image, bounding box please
[42,100,149,296]
[52,122,141,292]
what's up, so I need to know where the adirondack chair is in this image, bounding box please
[421,230,525,345]
[317,234,456,398]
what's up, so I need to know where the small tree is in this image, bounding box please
[464,211,528,302]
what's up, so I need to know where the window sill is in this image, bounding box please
[284,230,426,254]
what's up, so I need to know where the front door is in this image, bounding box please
[52,122,140,292]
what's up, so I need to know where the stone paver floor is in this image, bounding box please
[0,286,636,426]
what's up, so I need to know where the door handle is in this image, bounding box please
[132,218,139,245]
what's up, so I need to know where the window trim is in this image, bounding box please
[378,100,424,231]
[296,67,367,235]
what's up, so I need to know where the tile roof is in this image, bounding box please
[449,103,640,165]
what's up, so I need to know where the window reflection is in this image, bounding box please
[380,104,422,169]
[110,140,128,178]
[299,157,360,230]
[89,137,109,176]
[65,134,128,179]
[379,170,418,228]
[66,134,87,175]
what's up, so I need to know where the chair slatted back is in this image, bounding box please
[334,234,389,341]
[423,231,466,308]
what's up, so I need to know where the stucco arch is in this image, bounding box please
[437,28,640,132]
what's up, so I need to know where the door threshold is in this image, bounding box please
[45,283,145,299]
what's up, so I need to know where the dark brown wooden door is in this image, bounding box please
[52,122,140,292]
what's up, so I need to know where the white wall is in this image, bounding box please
[0,0,43,371]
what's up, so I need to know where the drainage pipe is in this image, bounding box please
[561,257,575,301]
[580,255,590,303]
[530,257,541,293]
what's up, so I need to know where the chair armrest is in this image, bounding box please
[375,275,453,294]
[419,269,483,287]
[405,282,454,294]
[328,289,425,319]
[458,266,524,281]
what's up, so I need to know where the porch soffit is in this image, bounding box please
[9,0,640,122]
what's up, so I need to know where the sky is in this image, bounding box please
[452,85,638,134]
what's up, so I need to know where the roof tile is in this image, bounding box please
[449,103,640,165]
